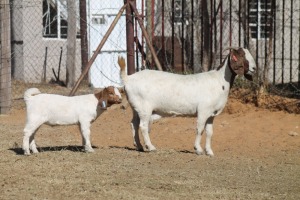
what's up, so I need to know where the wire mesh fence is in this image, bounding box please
[151,0,300,95]
[148,0,300,113]
[0,0,299,113]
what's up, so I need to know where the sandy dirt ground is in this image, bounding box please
[0,93,299,199]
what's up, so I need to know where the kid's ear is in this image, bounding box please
[94,92,101,101]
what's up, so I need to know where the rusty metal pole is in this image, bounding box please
[129,1,163,71]
[69,3,127,96]
[79,0,88,76]
[161,1,165,70]
[151,0,155,69]
[126,0,135,75]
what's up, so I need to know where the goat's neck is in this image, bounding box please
[218,56,237,89]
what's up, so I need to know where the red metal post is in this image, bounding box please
[171,0,175,67]
[151,0,155,69]
[79,0,88,75]
[220,0,223,64]
[161,1,165,70]
[141,0,145,67]
[126,0,136,75]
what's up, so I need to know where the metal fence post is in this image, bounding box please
[126,0,136,75]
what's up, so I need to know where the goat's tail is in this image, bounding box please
[24,88,41,101]
[118,56,128,84]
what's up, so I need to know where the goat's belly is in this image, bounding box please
[154,107,197,117]
[46,117,78,125]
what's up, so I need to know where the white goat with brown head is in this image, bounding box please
[118,47,256,156]
[22,86,122,155]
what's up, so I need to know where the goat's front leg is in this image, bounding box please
[131,111,143,151]
[194,125,205,155]
[205,117,215,156]
[80,121,94,153]
[194,114,209,155]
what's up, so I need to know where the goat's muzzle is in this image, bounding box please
[108,96,122,105]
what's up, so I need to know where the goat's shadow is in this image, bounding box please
[109,146,140,152]
[109,146,195,154]
[10,145,195,155]
[178,150,194,154]
[9,145,99,155]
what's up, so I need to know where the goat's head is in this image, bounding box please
[225,47,256,81]
[94,86,122,109]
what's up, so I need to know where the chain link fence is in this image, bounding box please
[1,0,299,113]
[150,0,299,112]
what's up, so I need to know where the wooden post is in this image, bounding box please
[66,0,77,88]
[0,0,12,114]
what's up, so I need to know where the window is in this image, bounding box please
[174,0,189,25]
[43,0,80,39]
[92,15,106,25]
[249,0,272,40]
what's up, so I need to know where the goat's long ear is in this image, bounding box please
[94,89,108,109]
[230,49,245,75]
[94,92,102,101]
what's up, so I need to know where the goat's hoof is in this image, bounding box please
[85,148,95,153]
[149,149,157,152]
[205,149,214,157]
[32,150,39,154]
[135,147,144,152]
[134,144,144,151]
[145,145,156,152]
[24,152,31,156]
[194,147,204,155]
[195,150,204,155]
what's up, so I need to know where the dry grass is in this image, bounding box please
[0,82,299,199]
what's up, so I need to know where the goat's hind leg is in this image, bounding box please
[131,110,143,151]
[205,117,215,156]
[23,123,41,155]
[139,114,156,151]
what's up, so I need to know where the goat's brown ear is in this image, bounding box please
[94,92,101,101]
[230,50,245,75]
[94,90,108,109]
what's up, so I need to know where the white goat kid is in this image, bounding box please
[22,87,122,155]
[118,47,256,156]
